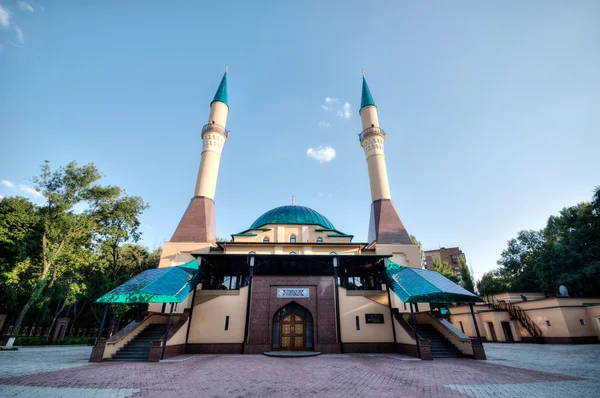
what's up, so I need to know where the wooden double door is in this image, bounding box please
[280,312,306,351]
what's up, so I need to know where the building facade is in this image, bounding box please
[91,71,486,362]
[424,247,466,277]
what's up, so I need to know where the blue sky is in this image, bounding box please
[1,1,599,282]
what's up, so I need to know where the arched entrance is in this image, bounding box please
[272,302,313,351]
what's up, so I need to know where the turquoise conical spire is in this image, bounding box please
[211,69,228,108]
[360,75,376,111]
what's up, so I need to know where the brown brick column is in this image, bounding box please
[89,341,106,362]
[419,339,433,360]
[471,338,487,360]
[148,340,163,362]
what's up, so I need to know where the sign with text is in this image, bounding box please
[365,313,385,324]
[276,288,310,298]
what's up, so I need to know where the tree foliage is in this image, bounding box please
[458,258,475,293]
[0,161,156,337]
[431,258,459,283]
[480,187,600,297]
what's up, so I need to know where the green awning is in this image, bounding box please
[386,261,481,303]
[96,260,200,304]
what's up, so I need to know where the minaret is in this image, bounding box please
[359,73,412,245]
[171,69,230,243]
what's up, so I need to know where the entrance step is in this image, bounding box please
[109,323,167,362]
[263,351,321,358]
[416,324,465,359]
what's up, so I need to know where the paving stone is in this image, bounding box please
[0,343,598,397]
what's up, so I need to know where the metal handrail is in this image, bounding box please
[202,123,230,138]
[358,126,386,141]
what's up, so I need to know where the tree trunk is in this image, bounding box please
[45,299,67,340]
[68,300,87,336]
[11,232,52,338]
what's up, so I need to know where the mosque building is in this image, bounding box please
[90,71,486,362]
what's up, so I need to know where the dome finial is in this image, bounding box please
[292,196,295,206]
[362,69,365,77]
[225,65,228,73]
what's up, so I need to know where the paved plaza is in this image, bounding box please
[0,343,599,397]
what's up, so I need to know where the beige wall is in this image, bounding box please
[187,286,248,344]
[365,153,391,201]
[376,244,422,269]
[359,105,380,130]
[338,286,394,343]
[449,305,520,342]
[231,224,353,245]
[586,306,600,338]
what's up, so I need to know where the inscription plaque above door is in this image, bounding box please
[277,288,310,298]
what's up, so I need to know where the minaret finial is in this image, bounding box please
[225,65,228,73]
[292,196,295,206]
[362,69,365,77]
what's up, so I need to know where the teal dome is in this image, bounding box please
[250,205,335,230]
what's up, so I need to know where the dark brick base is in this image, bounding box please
[315,343,341,354]
[163,344,186,359]
[187,343,244,354]
[470,338,487,360]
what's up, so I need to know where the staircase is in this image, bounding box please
[110,324,166,361]
[416,324,464,358]
[484,295,543,342]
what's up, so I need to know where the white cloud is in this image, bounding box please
[306,146,336,163]
[318,121,330,128]
[1,180,15,188]
[0,195,4,199]
[18,2,34,12]
[13,23,23,44]
[19,184,43,198]
[337,102,352,119]
[0,4,10,27]
[321,97,338,111]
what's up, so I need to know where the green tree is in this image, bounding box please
[476,267,513,295]
[458,258,475,293]
[497,230,544,292]
[410,234,424,268]
[10,161,120,338]
[431,258,459,283]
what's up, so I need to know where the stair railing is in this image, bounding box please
[484,294,543,341]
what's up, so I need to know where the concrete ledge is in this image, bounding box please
[196,290,240,296]
[346,290,386,297]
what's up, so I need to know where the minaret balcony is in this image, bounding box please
[202,123,230,138]
[359,126,386,141]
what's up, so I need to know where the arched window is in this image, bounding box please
[330,252,336,255]
[263,237,269,243]
[316,236,323,243]
[290,251,296,255]
[249,251,255,255]
[290,234,296,243]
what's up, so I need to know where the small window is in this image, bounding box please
[459,321,465,333]
[263,237,269,243]
[580,319,585,326]
[355,316,360,330]
[546,320,551,326]
[290,251,296,255]
[224,316,230,331]
[316,236,323,243]
[290,234,296,243]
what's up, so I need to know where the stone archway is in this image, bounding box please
[272,302,313,351]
